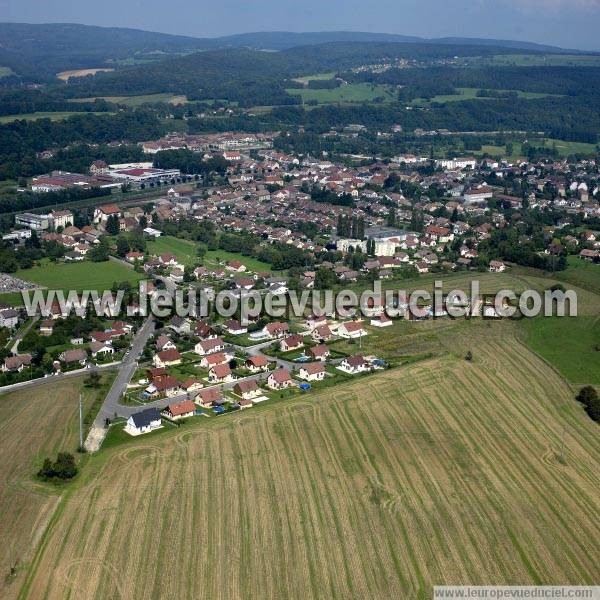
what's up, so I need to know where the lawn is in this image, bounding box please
[286,83,395,104]
[18,333,600,599]
[15,260,145,293]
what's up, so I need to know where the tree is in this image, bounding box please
[576,386,600,422]
[116,236,130,257]
[105,214,120,236]
[465,351,473,362]
[37,453,77,480]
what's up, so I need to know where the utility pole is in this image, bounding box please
[79,394,83,451]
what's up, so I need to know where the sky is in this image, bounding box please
[1,0,599,50]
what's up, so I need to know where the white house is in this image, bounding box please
[338,355,368,375]
[125,408,162,436]
[336,321,367,339]
[298,363,327,382]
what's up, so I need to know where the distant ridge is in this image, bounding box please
[0,22,592,80]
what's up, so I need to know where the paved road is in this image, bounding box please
[93,316,155,426]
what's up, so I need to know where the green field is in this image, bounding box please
[14,260,144,293]
[286,83,395,104]
[70,93,188,106]
[146,236,273,272]
[520,315,600,385]
[0,111,113,124]
[204,249,271,273]
[555,256,600,294]
[291,72,336,85]
[411,87,556,106]
[0,66,14,78]
[475,53,600,67]
[147,235,198,266]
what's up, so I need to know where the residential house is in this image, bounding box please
[267,368,294,390]
[337,321,367,339]
[309,344,330,362]
[200,351,230,370]
[312,324,333,342]
[280,334,304,353]
[195,387,224,408]
[153,349,182,368]
[90,341,114,358]
[59,348,88,366]
[2,354,32,373]
[233,379,262,401]
[161,400,196,421]
[194,337,226,356]
[245,355,270,373]
[223,319,248,335]
[338,355,368,374]
[125,408,162,436]
[208,363,233,383]
[298,363,327,381]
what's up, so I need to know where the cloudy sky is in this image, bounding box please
[2,0,599,50]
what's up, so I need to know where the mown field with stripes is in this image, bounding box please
[19,326,600,600]
[0,376,112,600]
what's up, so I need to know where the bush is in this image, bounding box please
[575,386,600,423]
[37,452,78,481]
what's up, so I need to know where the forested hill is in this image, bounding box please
[0,22,571,81]
[59,41,538,105]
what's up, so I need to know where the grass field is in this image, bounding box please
[0,376,112,600]
[552,256,600,294]
[0,111,112,124]
[475,53,600,67]
[291,72,336,85]
[147,235,198,266]
[520,315,600,385]
[411,87,556,106]
[204,249,271,273]
[15,260,144,293]
[16,328,600,599]
[70,93,188,106]
[286,83,395,104]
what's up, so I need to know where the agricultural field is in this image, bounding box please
[69,93,188,106]
[410,87,556,107]
[17,329,600,599]
[551,256,600,295]
[0,376,113,600]
[286,83,395,104]
[291,72,336,85]
[472,53,600,67]
[56,68,114,81]
[14,260,145,294]
[0,111,112,124]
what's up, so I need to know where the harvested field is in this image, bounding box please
[0,376,112,600]
[19,334,600,599]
